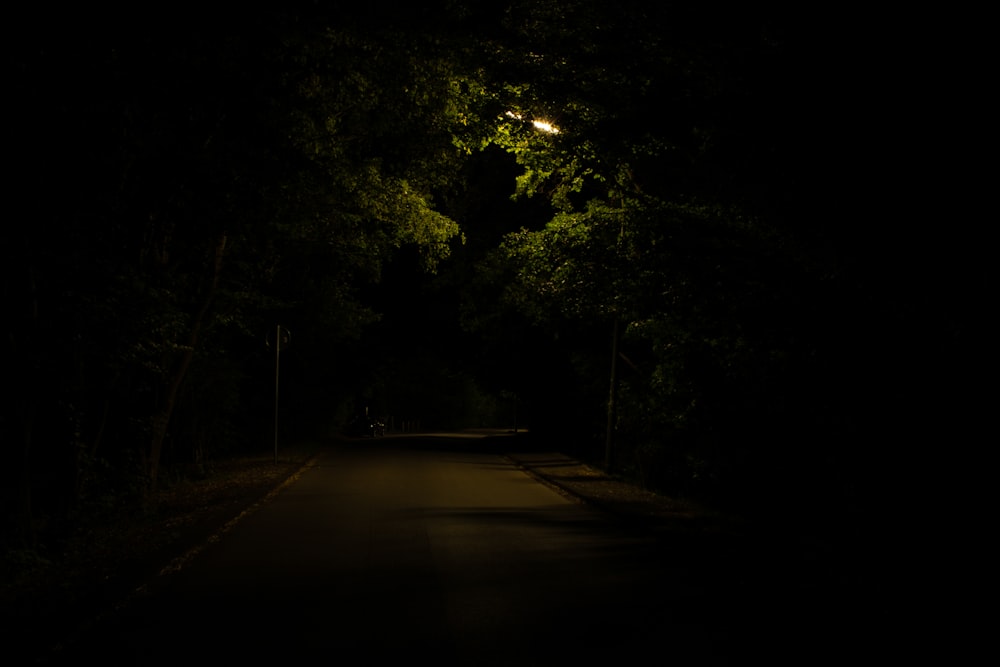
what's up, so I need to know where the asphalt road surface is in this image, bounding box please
[53,434,763,666]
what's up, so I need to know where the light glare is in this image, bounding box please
[531,120,559,134]
[506,111,559,134]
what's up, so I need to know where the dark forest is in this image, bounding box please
[3,2,981,590]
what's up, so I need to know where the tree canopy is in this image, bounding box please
[2,2,972,565]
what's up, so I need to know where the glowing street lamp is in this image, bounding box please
[505,111,560,134]
[530,119,559,134]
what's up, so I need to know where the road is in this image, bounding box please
[55,434,752,665]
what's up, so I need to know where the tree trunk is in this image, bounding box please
[72,397,111,506]
[604,318,619,472]
[145,233,227,502]
[14,401,38,549]
[9,257,40,549]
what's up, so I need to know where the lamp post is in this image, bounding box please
[605,318,619,470]
[267,325,290,463]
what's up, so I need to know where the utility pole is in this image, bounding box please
[267,325,290,464]
[605,318,619,471]
[605,195,627,472]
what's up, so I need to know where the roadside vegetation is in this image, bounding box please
[4,2,968,601]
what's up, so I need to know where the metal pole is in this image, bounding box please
[274,324,280,464]
[605,197,626,471]
[605,318,619,471]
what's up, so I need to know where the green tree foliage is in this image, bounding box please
[455,1,857,508]
[2,6,471,553]
[3,2,964,569]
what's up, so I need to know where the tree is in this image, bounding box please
[453,1,847,507]
[2,5,476,553]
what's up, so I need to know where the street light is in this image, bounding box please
[266,324,290,464]
[530,119,559,134]
[505,110,560,134]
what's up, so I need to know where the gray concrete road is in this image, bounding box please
[56,434,751,665]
